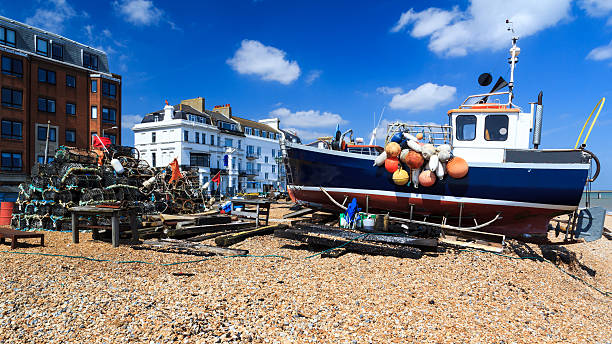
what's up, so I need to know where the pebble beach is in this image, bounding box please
[0,205,610,344]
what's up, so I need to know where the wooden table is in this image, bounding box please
[68,206,139,248]
[0,228,44,249]
[230,199,271,227]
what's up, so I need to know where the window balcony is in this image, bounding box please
[246,152,259,160]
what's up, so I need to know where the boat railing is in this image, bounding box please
[459,91,511,108]
[385,122,453,145]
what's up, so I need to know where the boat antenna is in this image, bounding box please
[506,19,520,105]
[369,106,385,145]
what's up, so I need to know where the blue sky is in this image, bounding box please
[2,0,612,188]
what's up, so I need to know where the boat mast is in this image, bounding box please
[506,19,520,105]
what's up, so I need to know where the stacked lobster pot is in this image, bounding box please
[11,145,208,231]
[374,131,469,187]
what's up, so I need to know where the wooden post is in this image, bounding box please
[129,211,139,243]
[111,213,120,248]
[255,204,260,227]
[72,212,79,243]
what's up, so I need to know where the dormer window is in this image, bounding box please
[0,27,16,47]
[83,52,99,70]
[52,42,63,61]
[36,37,49,56]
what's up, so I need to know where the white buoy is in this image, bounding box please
[411,168,421,188]
[143,176,156,188]
[203,181,210,189]
[428,155,439,171]
[374,151,387,166]
[436,161,445,180]
[403,133,418,141]
[110,159,124,174]
[407,140,422,152]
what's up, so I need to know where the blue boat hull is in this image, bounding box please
[284,144,590,236]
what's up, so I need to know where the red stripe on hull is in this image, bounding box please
[290,188,571,237]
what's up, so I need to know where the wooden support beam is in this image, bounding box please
[165,221,253,238]
[137,239,248,256]
[215,224,288,247]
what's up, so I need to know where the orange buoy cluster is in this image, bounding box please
[374,133,469,188]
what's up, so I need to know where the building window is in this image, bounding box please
[38,68,56,84]
[257,163,261,172]
[1,88,22,108]
[484,115,509,141]
[456,115,477,141]
[184,130,189,142]
[38,97,56,113]
[91,80,97,93]
[65,129,76,143]
[254,128,260,136]
[190,153,210,167]
[210,135,214,146]
[195,132,200,143]
[37,126,56,142]
[265,156,268,163]
[105,134,116,145]
[272,165,275,173]
[1,120,22,140]
[272,149,275,157]
[238,140,241,149]
[224,138,233,147]
[151,132,156,143]
[1,56,23,77]
[0,27,16,47]
[245,127,252,135]
[262,131,267,138]
[91,106,97,119]
[247,145,254,155]
[83,52,99,70]
[257,147,261,156]
[66,102,76,115]
[102,107,116,123]
[36,37,49,56]
[1,152,22,171]
[201,133,205,144]
[151,152,156,167]
[52,42,63,60]
[66,75,76,88]
[265,172,269,179]
[102,81,116,99]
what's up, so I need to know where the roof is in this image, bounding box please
[447,108,521,115]
[231,115,279,134]
[141,104,212,123]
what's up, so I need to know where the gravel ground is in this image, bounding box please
[0,205,610,344]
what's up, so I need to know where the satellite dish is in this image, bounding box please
[478,73,492,86]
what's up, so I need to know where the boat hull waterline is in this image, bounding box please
[284,144,589,236]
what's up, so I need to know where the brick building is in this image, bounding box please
[0,16,121,198]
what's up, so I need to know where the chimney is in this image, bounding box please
[164,100,174,121]
[213,104,232,118]
[259,118,280,130]
[180,97,205,113]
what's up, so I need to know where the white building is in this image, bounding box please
[132,98,299,195]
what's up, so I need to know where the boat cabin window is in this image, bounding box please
[484,115,509,141]
[456,115,476,141]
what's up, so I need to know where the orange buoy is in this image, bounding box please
[392,168,410,185]
[385,142,401,158]
[447,156,469,179]
[404,150,424,169]
[418,170,436,187]
[416,132,424,140]
[384,157,400,173]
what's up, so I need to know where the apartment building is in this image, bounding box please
[133,98,300,195]
[0,15,121,198]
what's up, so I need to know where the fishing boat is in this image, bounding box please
[280,36,604,238]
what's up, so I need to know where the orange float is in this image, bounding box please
[385,142,401,158]
[404,150,424,169]
[418,170,436,187]
[447,156,469,179]
[384,157,400,173]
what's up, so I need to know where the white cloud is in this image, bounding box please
[389,83,456,111]
[227,40,301,85]
[25,0,76,34]
[376,86,404,95]
[114,0,163,26]
[270,107,346,128]
[587,40,612,61]
[579,0,612,17]
[305,70,322,85]
[122,114,143,130]
[391,0,572,57]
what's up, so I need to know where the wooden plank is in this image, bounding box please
[165,221,253,238]
[215,224,287,247]
[137,239,249,256]
[232,210,257,219]
[275,228,422,259]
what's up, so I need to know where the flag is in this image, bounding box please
[168,158,183,183]
[211,171,221,185]
[93,135,111,148]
